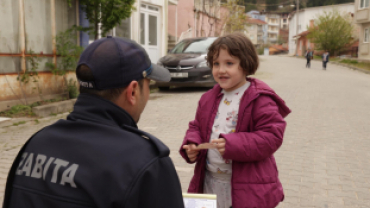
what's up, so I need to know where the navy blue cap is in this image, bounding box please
[77,36,171,90]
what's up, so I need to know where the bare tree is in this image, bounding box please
[220,0,249,35]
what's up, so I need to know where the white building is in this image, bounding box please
[91,0,178,63]
[288,3,354,55]
[245,18,267,48]
[261,12,290,43]
[355,0,370,60]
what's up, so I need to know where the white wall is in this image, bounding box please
[288,3,354,55]
[131,0,167,63]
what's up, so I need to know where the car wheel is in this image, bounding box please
[158,87,170,91]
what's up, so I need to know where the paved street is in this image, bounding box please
[1,56,370,207]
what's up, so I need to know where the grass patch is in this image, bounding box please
[340,59,358,64]
[0,105,34,117]
[337,59,370,72]
[13,121,26,126]
[150,88,159,93]
[0,98,67,118]
[300,56,370,72]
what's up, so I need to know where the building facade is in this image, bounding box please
[288,3,355,55]
[168,0,221,44]
[0,0,174,110]
[245,18,267,48]
[355,0,370,60]
[259,12,290,44]
[247,10,268,44]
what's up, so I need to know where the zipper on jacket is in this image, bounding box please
[235,91,259,132]
[206,93,224,141]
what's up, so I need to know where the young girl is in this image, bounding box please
[179,33,291,208]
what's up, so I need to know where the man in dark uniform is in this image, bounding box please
[3,36,185,208]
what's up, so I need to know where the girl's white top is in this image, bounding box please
[206,81,250,181]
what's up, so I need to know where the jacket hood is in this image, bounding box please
[210,77,291,118]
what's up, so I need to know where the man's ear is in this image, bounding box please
[125,81,139,105]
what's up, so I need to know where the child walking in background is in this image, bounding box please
[179,33,291,208]
[322,50,330,70]
[305,49,313,68]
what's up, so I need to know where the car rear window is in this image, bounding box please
[170,38,217,54]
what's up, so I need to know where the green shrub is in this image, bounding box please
[257,47,264,55]
[0,105,33,117]
[67,78,79,99]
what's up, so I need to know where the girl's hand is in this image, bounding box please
[212,138,226,156]
[183,143,200,162]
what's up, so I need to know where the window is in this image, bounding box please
[116,18,131,39]
[283,19,287,23]
[140,13,145,44]
[360,0,370,8]
[148,6,159,11]
[364,28,369,43]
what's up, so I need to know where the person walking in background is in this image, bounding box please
[305,49,313,68]
[179,33,291,208]
[322,50,330,70]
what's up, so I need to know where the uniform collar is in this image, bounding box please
[67,93,137,128]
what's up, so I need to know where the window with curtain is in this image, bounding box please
[364,28,369,43]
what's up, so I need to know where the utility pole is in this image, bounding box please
[295,0,299,55]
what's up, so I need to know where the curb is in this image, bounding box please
[289,56,370,75]
[32,99,77,118]
[0,117,36,128]
[330,62,370,75]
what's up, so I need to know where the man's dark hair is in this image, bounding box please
[206,32,259,76]
[76,65,144,102]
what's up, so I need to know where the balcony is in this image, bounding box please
[356,8,370,23]
[268,30,279,34]
[269,14,279,19]
[268,22,279,26]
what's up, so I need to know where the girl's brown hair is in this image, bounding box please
[206,32,259,75]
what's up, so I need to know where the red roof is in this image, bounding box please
[246,18,267,25]
[293,30,310,38]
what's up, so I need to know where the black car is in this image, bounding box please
[155,37,217,90]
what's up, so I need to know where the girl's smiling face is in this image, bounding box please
[212,48,247,92]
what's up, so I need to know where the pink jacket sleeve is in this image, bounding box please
[221,95,286,162]
[179,101,204,164]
